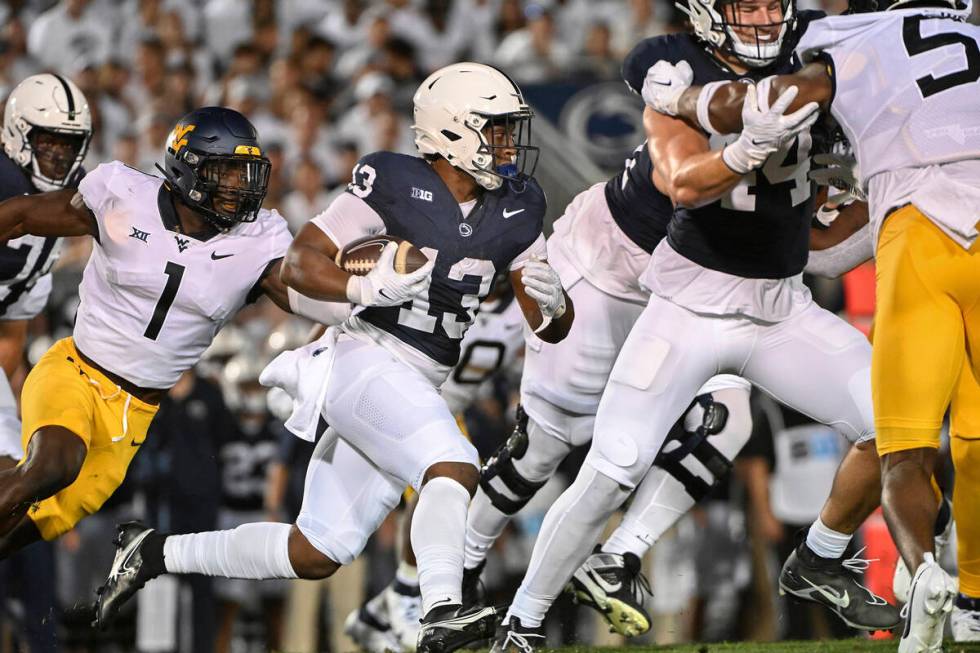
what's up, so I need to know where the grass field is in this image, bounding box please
[537,640,980,652]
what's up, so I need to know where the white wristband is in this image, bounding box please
[345,275,368,305]
[696,81,730,136]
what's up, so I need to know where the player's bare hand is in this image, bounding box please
[723,85,820,174]
[346,241,434,308]
[641,60,694,116]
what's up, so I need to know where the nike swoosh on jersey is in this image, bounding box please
[800,576,850,608]
[211,252,234,260]
[502,208,525,218]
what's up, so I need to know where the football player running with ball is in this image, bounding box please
[491,0,902,648]
[0,106,304,556]
[643,1,980,644]
[94,63,572,653]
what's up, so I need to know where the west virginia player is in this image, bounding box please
[0,106,299,559]
[491,0,901,647]
[642,0,980,647]
[0,73,92,468]
[94,63,572,653]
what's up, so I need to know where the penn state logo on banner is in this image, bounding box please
[558,82,644,171]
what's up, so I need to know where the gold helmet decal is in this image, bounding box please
[168,123,196,154]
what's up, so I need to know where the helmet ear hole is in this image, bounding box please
[440,129,462,142]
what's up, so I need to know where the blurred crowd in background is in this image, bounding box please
[0,0,972,652]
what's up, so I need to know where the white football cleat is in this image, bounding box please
[894,499,952,604]
[385,581,423,651]
[898,553,956,653]
[344,599,403,653]
[952,595,980,642]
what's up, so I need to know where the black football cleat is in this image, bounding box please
[93,522,160,630]
[565,550,652,637]
[416,603,499,653]
[489,616,545,653]
[779,542,902,631]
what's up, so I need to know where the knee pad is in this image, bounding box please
[654,391,751,502]
[479,407,549,515]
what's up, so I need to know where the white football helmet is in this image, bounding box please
[678,0,797,68]
[2,73,93,191]
[413,62,537,191]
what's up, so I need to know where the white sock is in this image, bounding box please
[395,561,419,589]
[507,465,630,629]
[412,477,470,615]
[163,522,298,579]
[603,467,693,558]
[806,516,852,559]
[463,491,510,570]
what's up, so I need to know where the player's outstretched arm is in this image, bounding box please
[511,261,574,344]
[0,189,97,241]
[676,62,833,135]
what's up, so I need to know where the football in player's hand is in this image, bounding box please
[335,235,428,276]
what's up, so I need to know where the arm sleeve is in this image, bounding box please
[287,288,353,326]
[804,222,872,279]
[310,192,387,248]
[509,232,547,271]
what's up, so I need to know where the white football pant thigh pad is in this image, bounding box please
[507,464,631,628]
[521,274,645,429]
[741,301,874,444]
[603,382,753,558]
[297,430,404,566]
[587,295,722,488]
[164,522,297,579]
[412,476,470,615]
[464,417,576,569]
[321,335,479,490]
[0,372,22,460]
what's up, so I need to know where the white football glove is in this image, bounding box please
[722,85,820,175]
[521,259,566,328]
[809,152,867,204]
[641,60,694,116]
[345,241,434,307]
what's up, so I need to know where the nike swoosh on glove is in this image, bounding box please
[346,241,434,307]
[521,259,566,327]
[722,85,820,175]
[641,60,694,116]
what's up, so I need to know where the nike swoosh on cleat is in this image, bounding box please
[799,576,850,608]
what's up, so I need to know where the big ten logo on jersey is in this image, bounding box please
[398,252,497,340]
[412,187,434,202]
[709,132,812,211]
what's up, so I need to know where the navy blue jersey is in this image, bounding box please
[348,152,545,367]
[0,152,72,317]
[604,142,673,253]
[619,12,825,278]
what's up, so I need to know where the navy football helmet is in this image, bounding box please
[158,107,271,230]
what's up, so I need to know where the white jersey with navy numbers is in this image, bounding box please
[75,161,292,389]
[796,9,980,247]
[440,294,524,415]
